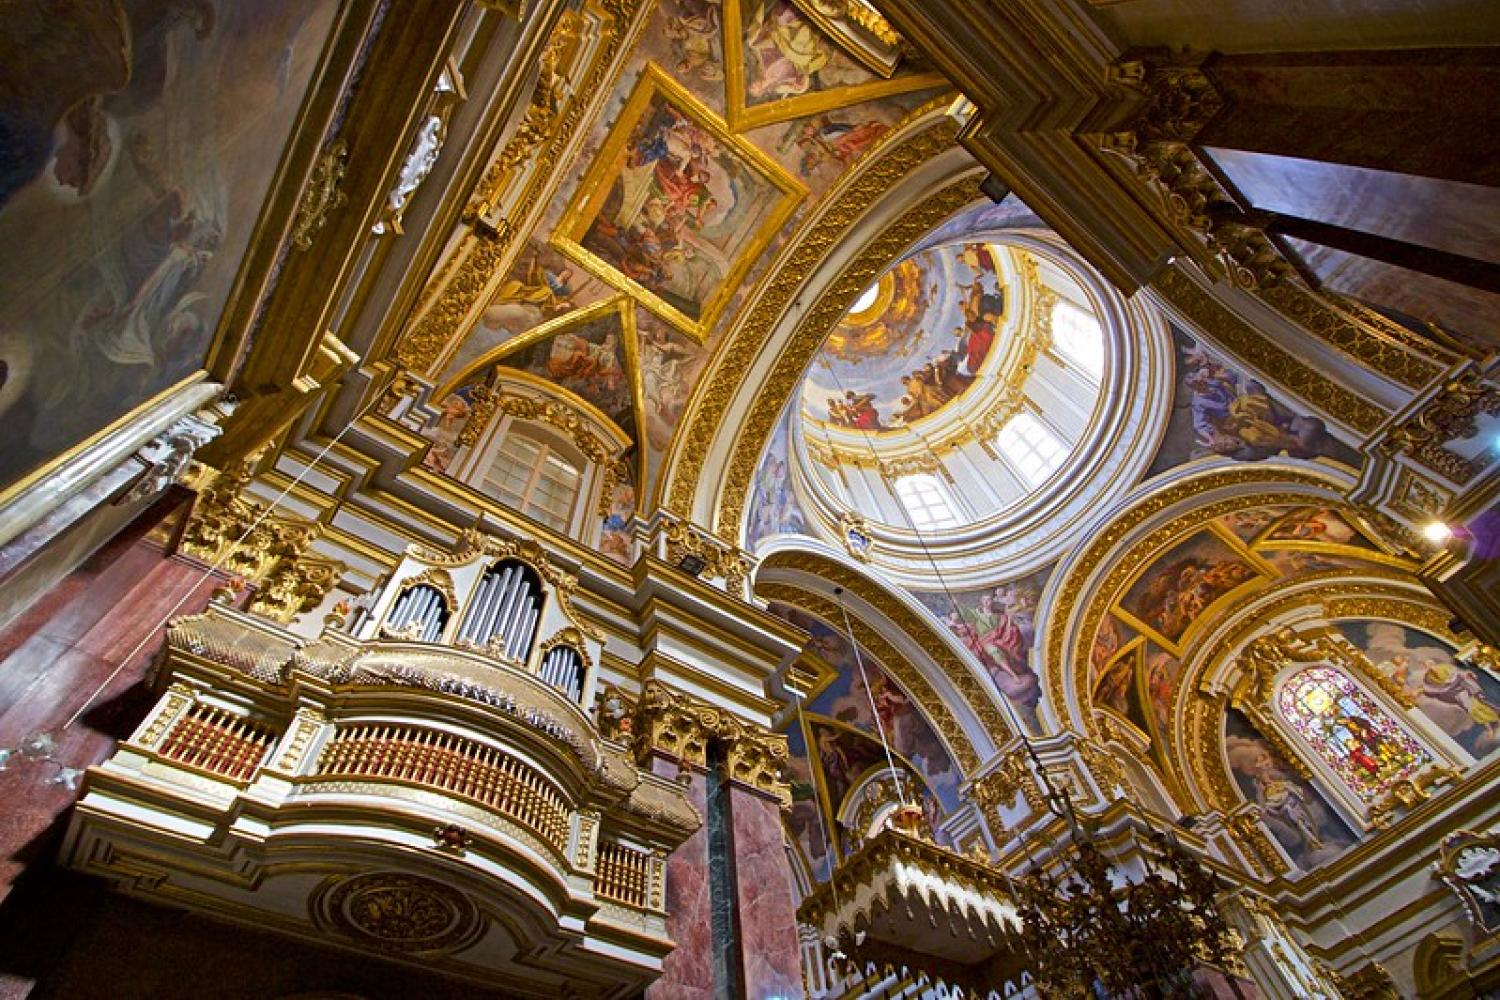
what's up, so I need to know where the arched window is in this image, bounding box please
[893,474,961,530]
[1278,666,1430,806]
[996,412,1068,486]
[482,428,582,532]
[1050,299,1104,380]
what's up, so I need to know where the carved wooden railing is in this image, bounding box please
[157,703,277,783]
[595,839,656,910]
[314,724,571,853]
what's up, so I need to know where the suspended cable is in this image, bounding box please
[63,375,394,730]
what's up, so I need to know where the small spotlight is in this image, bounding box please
[677,553,707,577]
[1422,521,1453,544]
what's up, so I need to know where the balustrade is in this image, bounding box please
[596,839,655,910]
[314,723,570,852]
[157,703,276,782]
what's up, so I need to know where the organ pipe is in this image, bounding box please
[388,583,447,640]
[539,647,583,701]
[515,599,539,661]
[456,563,544,663]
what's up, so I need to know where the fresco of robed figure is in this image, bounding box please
[555,65,803,339]
[0,0,338,494]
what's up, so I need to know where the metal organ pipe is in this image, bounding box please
[540,647,582,701]
[422,593,447,642]
[460,570,497,644]
[493,568,523,647]
[390,588,412,627]
[515,598,539,662]
[492,566,522,644]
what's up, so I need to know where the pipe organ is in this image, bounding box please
[384,583,450,641]
[62,530,680,997]
[539,644,585,702]
[457,560,542,662]
[358,534,602,709]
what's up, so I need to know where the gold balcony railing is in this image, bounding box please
[157,703,277,783]
[596,840,656,910]
[314,724,571,853]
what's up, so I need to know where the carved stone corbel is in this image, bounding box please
[1379,369,1500,487]
[660,519,752,594]
[179,464,345,624]
[122,399,235,504]
[628,680,790,806]
[969,745,1045,815]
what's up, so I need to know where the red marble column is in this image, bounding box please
[729,785,803,999]
[0,500,219,902]
[647,758,715,1000]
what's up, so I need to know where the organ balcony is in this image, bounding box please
[61,534,701,998]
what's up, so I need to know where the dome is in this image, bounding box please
[784,231,1173,587]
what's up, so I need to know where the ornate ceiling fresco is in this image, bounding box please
[799,241,1007,434]
[403,0,952,534]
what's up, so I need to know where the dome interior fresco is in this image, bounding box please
[799,241,1010,434]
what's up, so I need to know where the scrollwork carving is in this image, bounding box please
[1381,369,1500,485]
[292,140,349,252]
[629,680,791,807]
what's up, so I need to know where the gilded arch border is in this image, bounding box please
[1176,576,1435,816]
[754,548,1014,774]
[1044,465,1362,739]
[656,104,978,526]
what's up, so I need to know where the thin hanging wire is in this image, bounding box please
[833,587,911,809]
[63,376,395,730]
[822,365,1051,777]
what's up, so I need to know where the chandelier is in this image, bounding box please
[1011,782,1238,998]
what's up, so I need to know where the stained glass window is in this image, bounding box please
[1278,666,1430,806]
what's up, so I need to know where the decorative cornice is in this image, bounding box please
[1380,369,1500,486]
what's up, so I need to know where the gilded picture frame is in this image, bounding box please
[551,63,806,341]
[723,0,946,131]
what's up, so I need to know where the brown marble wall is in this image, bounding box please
[0,498,217,906]
[647,759,715,1000]
[1200,50,1500,187]
[729,785,803,999]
